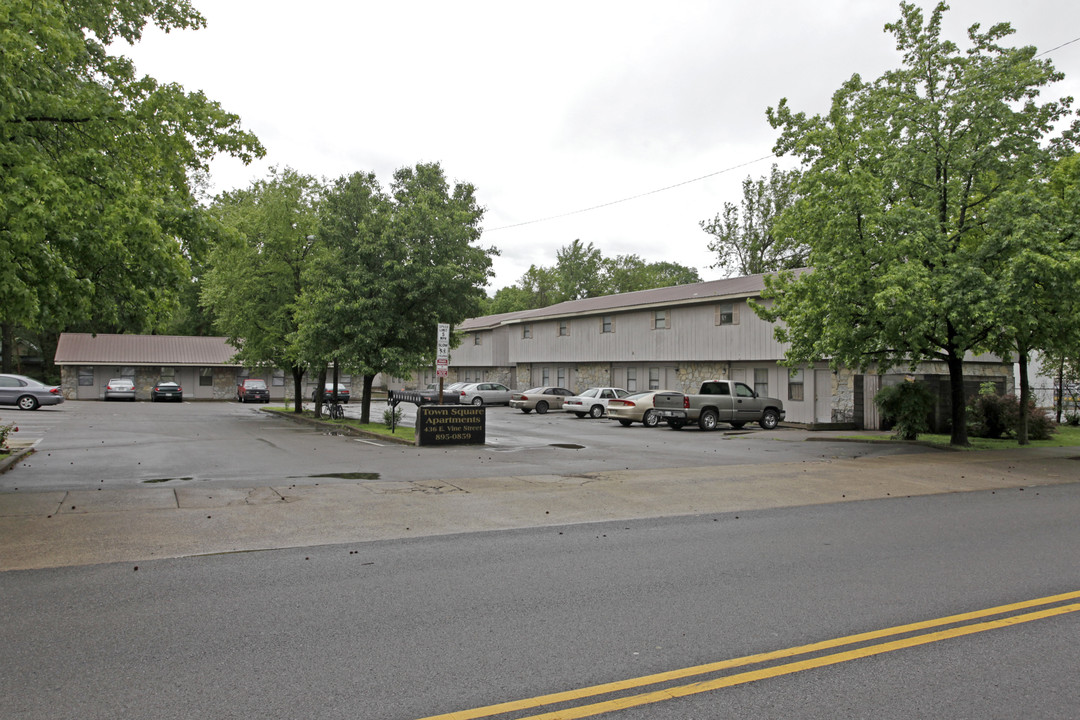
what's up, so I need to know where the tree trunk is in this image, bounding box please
[314,365,327,418]
[291,366,306,413]
[1,323,14,374]
[1017,347,1030,445]
[360,373,375,424]
[946,351,970,447]
[1056,358,1065,425]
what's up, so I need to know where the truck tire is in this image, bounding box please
[760,408,780,430]
[618,419,632,427]
[698,409,718,431]
[729,422,745,429]
[667,420,685,430]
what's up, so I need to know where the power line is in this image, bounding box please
[483,154,778,233]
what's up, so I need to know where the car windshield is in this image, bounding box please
[580,388,598,398]
[109,379,133,387]
[523,387,543,393]
[625,392,651,400]
[247,380,267,388]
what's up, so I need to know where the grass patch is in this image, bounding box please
[265,407,415,443]
[846,425,1080,450]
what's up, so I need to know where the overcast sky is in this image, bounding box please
[121,1,1080,292]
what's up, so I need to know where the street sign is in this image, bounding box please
[436,366,448,378]
[437,322,450,363]
[436,357,449,366]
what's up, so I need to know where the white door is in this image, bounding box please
[814,370,832,423]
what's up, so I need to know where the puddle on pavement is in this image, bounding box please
[142,477,194,484]
[549,443,586,450]
[303,472,382,480]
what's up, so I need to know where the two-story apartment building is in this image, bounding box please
[441,272,1013,429]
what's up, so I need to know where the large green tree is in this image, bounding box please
[0,0,263,371]
[202,168,323,410]
[701,164,805,277]
[758,2,1076,446]
[298,163,493,422]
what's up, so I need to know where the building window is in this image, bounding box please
[272,369,285,386]
[557,367,567,387]
[653,310,669,330]
[199,368,214,387]
[542,367,550,385]
[522,325,532,339]
[160,367,176,381]
[119,366,135,380]
[649,368,660,390]
[78,366,95,386]
[788,369,804,401]
[474,333,482,346]
[601,315,614,333]
[754,368,769,397]
[716,302,739,325]
[626,368,637,391]
[558,320,569,336]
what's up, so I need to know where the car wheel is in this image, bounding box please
[589,405,604,418]
[574,412,587,418]
[699,409,718,431]
[535,401,548,414]
[472,397,484,406]
[17,395,39,411]
[760,409,780,430]
[520,408,532,414]
[642,409,659,428]
[618,419,632,427]
[667,420,685,430]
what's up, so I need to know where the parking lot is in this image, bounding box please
[0,399,925,492]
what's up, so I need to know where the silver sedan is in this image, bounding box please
[455,382,512,406]
[0,373,65,410]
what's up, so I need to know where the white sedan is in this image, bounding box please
[563,387,630,418]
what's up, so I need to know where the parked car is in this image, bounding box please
[606,391,665,427]
[103,378,136,402]
[564,387,631,418]
[0,373,65,410]
[237,378,270,403]
[509,387,574,414]
[150,381,183,402]
[418,383,460,404]
[455,382,513,406]
[311,383,350,403]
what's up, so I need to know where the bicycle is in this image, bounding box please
[320,395,345,420]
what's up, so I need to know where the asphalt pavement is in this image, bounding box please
[2,410,1078,571]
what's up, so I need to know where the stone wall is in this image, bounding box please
[60,367,78,400]
[675,362,728,394]
[574,363,611,390]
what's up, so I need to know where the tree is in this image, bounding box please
[757,1,1076,446]
[985,154,1080,442]
[604,255,700,294]
[298,163,493,423]
[701,164,805,276]
[0,0,263,371]
[201,168,324,411]
[554,239,606,301]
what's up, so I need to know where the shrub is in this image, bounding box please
[967,383,1056,441]
[0,419,16,453]
[382,406,403,429]
[874,380,935,440]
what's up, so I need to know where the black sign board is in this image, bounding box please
[417,405,486,446]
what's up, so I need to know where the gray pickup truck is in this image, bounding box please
[653,380,785,431]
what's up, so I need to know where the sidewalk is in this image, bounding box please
[1,445,1078,571]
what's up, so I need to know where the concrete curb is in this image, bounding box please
[0,440,39,474]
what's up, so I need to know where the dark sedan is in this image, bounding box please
[0,373,65,411]
[150,381,183,402]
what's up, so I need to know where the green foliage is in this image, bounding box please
[486,242,701,313]
[701,164,805,276]
[967,385,1056,441]
[874,381,936,440]
[0,419,16,452]
[0,0,264,348]
[382,406,403,428]
[757,2,1077,447]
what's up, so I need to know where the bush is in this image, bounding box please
[967,383,1056,441]
[0,419,16,453]
[1066,413,1080,427]
[874,380,935,440]
[382,406,403,429]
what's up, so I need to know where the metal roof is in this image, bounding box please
[54,334,242,366]
[458,271,792,331]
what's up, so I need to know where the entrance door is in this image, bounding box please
[814,370,833,423]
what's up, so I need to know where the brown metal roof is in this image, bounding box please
[459,271,797,331]
[54,334,242,366]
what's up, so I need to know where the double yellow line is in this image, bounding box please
[418,590,1080,720]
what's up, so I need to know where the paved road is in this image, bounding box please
[3,485,1079,720]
